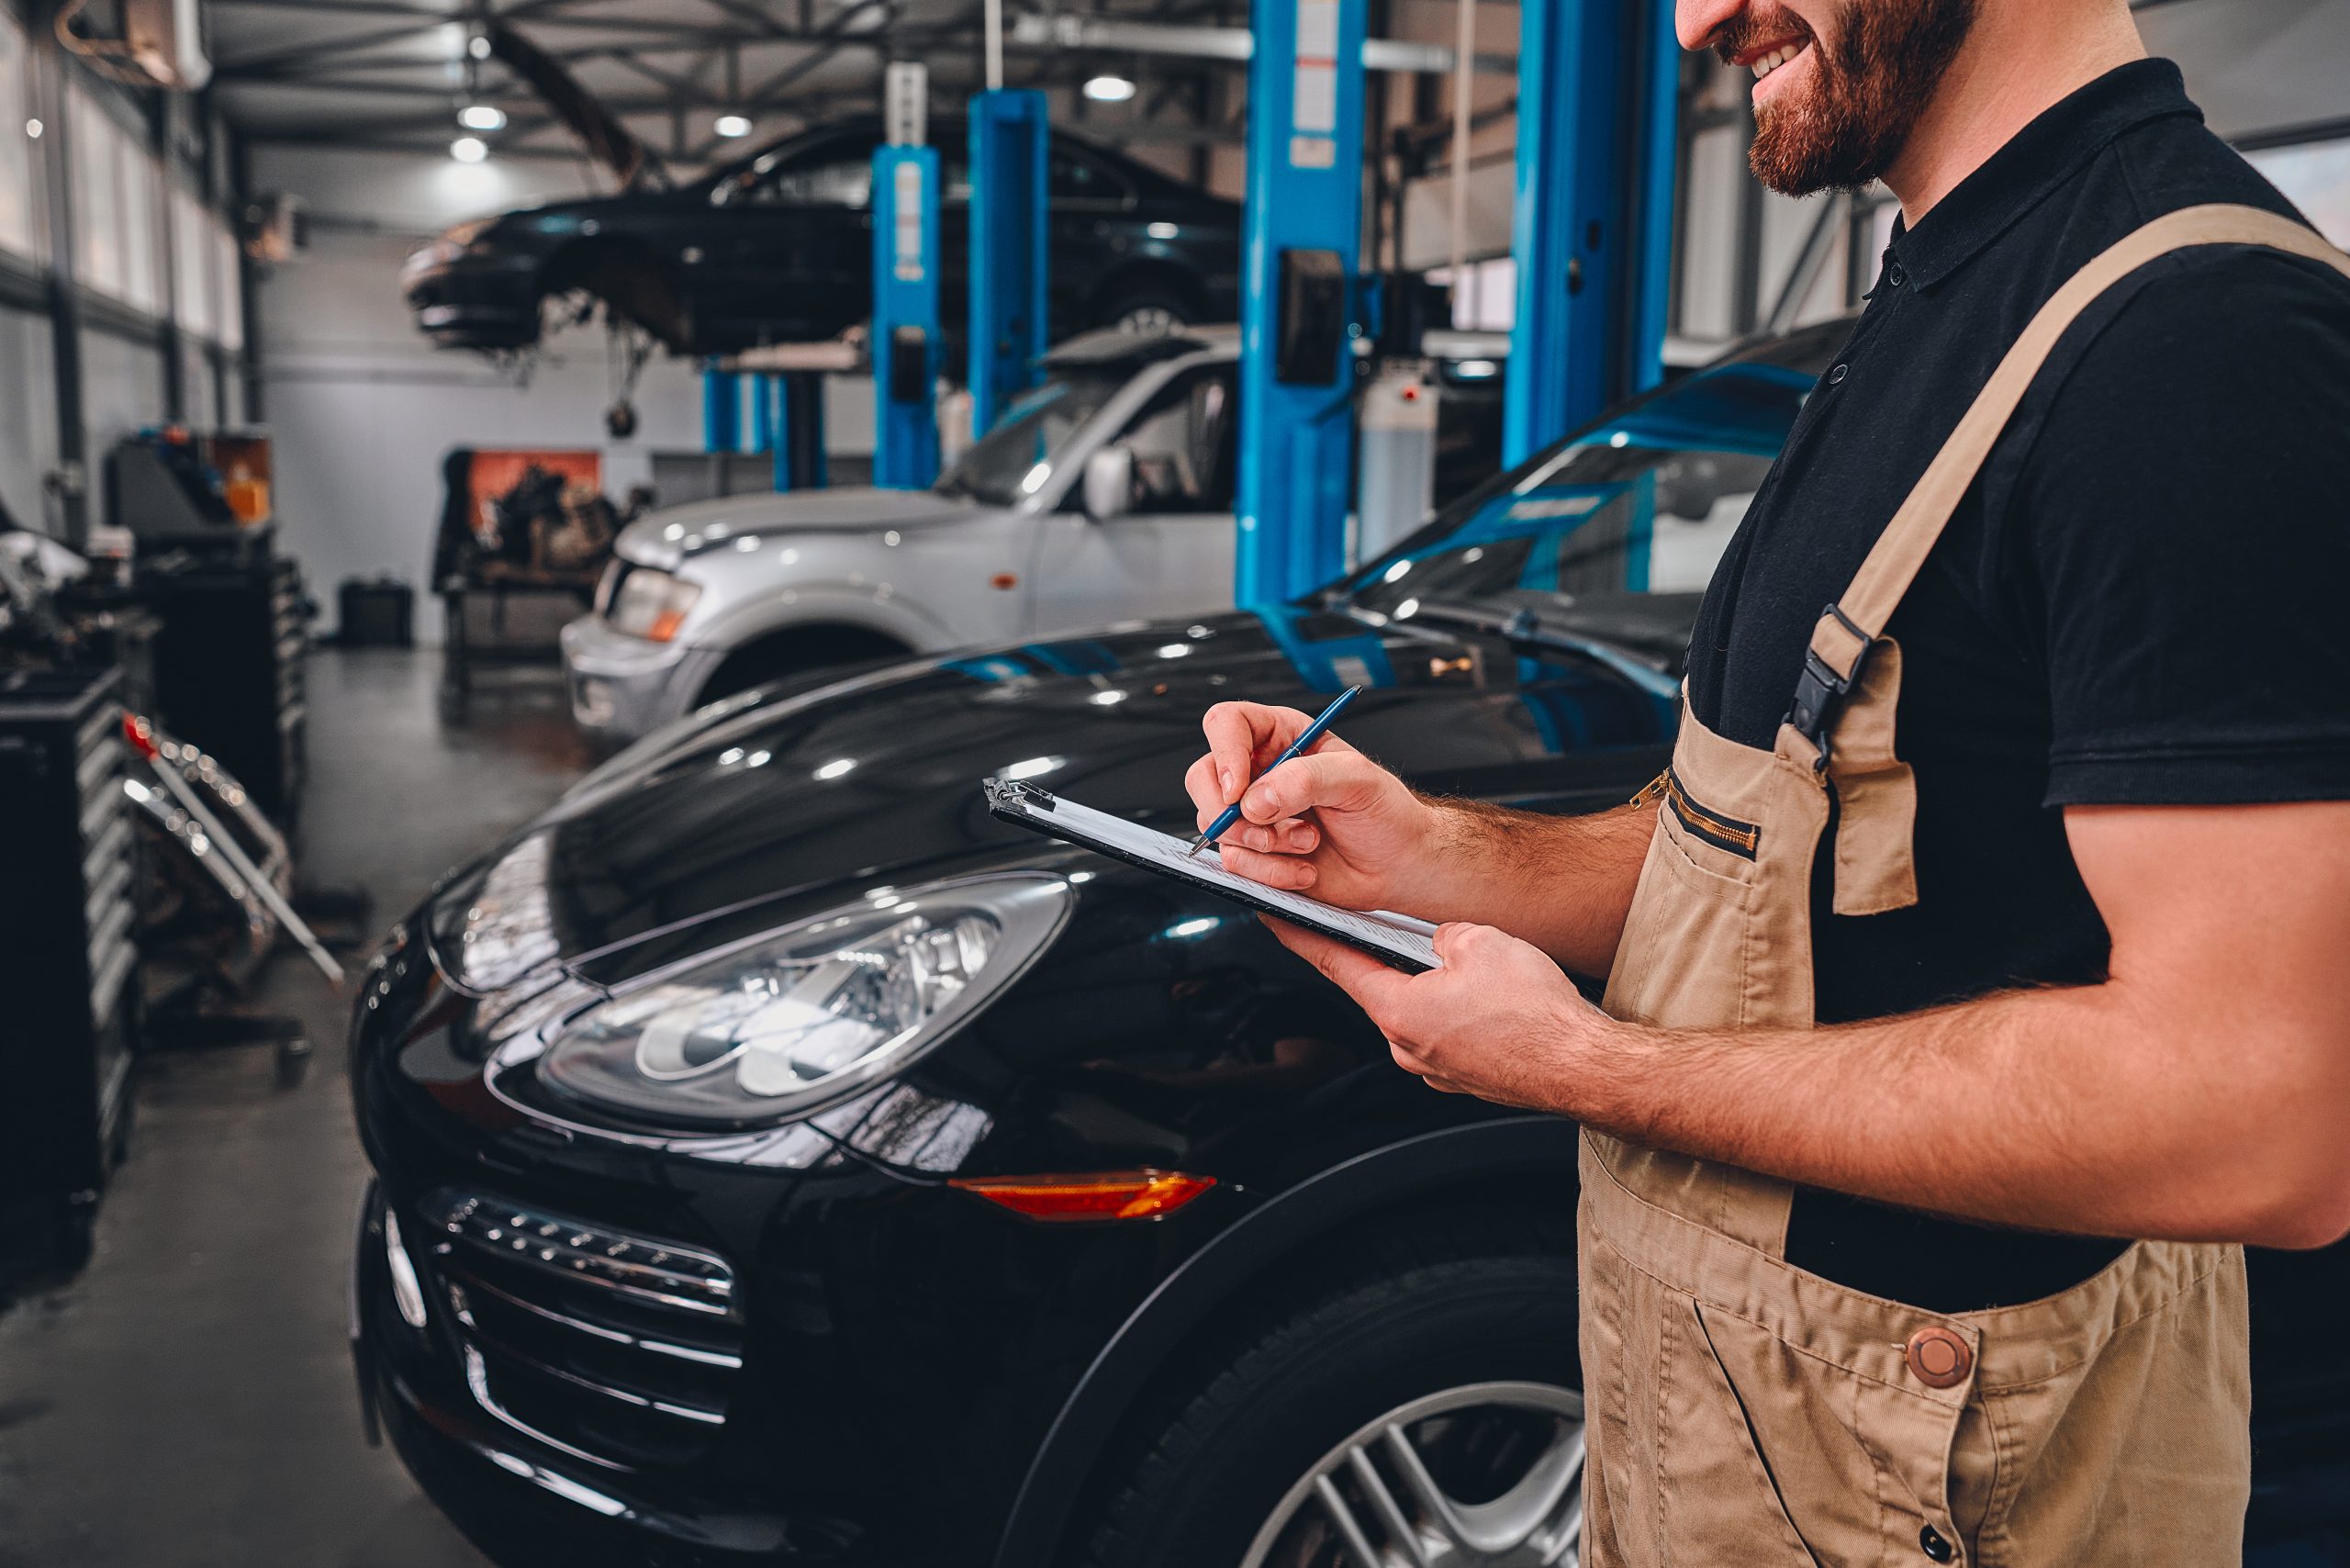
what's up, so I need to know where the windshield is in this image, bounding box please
[935,375,1125,507]
[1337,330,1844,655]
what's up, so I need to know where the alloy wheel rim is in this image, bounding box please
[1241,1380,1584,1568]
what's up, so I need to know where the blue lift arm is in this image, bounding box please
[1505,0,1683,465]
[871,143,944,488]
[1233,0,1369,608]
[967,89,1050,439]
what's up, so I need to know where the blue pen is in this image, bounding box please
[1188,685,1363,857]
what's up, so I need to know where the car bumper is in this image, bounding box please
[559,614,721,740]
[351,1182,844,1566]
[406,257,541,348]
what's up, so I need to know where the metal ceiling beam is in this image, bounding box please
[1006,11,1515,74]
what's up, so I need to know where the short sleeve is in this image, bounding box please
[2012,251,2350,806]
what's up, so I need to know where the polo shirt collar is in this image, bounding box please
[1887,58,2203,290]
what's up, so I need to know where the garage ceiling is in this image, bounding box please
[203,0,1242,171]
[200,0,2344,177]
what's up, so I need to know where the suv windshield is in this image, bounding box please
[935,374,1125,507]
[1336,328,1844,660]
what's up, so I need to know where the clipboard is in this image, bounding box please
[984,778,1442,972]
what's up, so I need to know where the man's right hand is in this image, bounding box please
[1184,700,1440,913]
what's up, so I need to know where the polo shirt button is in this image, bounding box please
[1905,1325,1972,1388]
[1920,1525,1954,1562]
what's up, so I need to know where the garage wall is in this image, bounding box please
[0,301,57,529]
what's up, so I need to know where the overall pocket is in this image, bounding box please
[1603,789,1760,1029]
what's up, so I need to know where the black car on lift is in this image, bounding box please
[402,116,1242,356]
[349,322,2349,1568]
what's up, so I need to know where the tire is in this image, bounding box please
[1075,1212,1584,1568]
[695,625,910,708]
[1094,286,1194,336]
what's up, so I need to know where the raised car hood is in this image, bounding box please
[617,489,981,571]
[431,604,1680,992]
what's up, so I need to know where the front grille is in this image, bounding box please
[417,1189,743,1471]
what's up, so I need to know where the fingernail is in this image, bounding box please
[1220,767,1235,797]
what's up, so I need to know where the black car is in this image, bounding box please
[402,116,1242,356]
[349,323,2349,1568]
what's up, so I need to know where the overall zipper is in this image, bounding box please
[1661,767,1761,859]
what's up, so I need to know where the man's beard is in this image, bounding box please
[1724,0,1977,196]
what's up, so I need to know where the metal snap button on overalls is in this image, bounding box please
[1905,1325,1972,1389]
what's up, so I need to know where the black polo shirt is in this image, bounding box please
[1685,59,2350,1312]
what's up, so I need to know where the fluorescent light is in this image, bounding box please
[451,136,488,163]
[1082,74,1136,103]
[457,103,506,131]
[713,113,754,139]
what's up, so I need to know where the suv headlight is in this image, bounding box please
[535,874,1069,1128]
[608,568,702,643]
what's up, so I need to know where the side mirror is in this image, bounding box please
[1658,456,1722,522]
[1082,444,1135,521]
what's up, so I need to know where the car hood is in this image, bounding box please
[617,488,982,571]
[425,603,1683,994]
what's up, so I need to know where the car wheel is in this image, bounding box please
[1098,289,1192,335]
[1074,1215,1583,1568]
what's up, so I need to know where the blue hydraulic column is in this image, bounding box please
[749,375,775,454]
[772,372,828,491]
[967,89,1050,437]
[1505,0,1683,464]
[871,142,943,488]
[1234,0,1368,607]
[702,366,742,452]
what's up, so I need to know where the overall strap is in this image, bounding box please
[1787,204,2350,765]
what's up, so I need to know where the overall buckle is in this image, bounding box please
[1786,603,1869,771]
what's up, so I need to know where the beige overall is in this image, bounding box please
[1583,206,2350,1568]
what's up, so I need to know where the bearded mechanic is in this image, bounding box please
[1187,1,2350,1563]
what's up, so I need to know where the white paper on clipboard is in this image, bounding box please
[985,778,1442,971]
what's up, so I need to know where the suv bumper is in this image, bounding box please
[559,614,722,740]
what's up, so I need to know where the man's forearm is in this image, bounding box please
[1415,797,1657,975]
[1550,980,2350,1249]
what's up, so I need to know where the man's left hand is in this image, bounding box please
[1265,917,1614,1112]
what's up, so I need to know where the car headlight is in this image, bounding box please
[608,568,702,643]
[535,874,1069,1128]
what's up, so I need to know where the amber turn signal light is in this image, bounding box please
[949,1170,1216,1223]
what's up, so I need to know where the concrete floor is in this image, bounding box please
[0,650,594,1568]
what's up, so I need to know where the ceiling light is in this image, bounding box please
[450,135,488,163]
[1082,74,1136,103]
[467,31,491,60]
[457,103,506,131]
[713,113,754,139]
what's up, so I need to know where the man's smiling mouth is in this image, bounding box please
[1749,38,1810,81]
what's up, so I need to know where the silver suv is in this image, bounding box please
[562,327,1246,741]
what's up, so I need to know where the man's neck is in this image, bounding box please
[1884,3,2149,227]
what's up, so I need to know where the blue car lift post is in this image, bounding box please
[871,61,943,489]
[1233,0,1370,607]
[967,68,1049,438]
[1505,0,1682,463]
[702,364,742,453]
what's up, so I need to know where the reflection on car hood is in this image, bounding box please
[616,488,981,571]
[434,604,1683,988]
